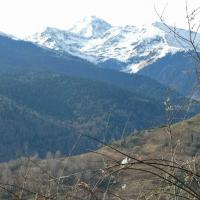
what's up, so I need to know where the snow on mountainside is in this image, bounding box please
[26,27,95,61]
[0,31,19,40]
[25,17,200,73]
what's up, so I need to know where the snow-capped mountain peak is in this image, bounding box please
[66,16,112,38]
[25,18,200,73]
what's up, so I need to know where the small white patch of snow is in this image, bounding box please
[122,184,127,189]
[121,157,129,165]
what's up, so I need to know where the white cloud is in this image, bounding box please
[0,0,199,37]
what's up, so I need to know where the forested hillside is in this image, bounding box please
[0,35,198,162]
[0,72,171,161]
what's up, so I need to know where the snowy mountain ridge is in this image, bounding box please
[25,16,199,73]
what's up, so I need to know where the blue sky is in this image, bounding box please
[0,0,199,37]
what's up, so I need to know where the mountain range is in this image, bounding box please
[26,16,199,73]
[0,33,183,161]
[25,16,200,98]
[0,16,199,161]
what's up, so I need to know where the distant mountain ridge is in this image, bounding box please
[25,16,200,72]
[139,51,200,98]
[0,34,184,103]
